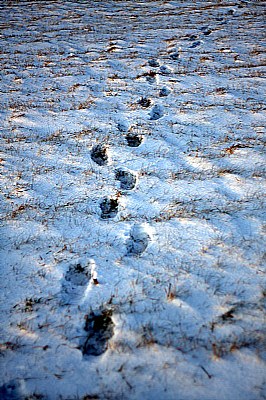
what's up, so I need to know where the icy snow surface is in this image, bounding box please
[0,1,265,399]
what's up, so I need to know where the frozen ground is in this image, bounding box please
[0,1,265,399]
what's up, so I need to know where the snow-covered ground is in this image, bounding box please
[0,1,265,399]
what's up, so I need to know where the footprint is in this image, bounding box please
[60,261,91,305]
[82,309,114,356]
[0,380,24,400]
[146,71,157,84]
[117,120,130,132]
[160,65,173,75]
[186,34,198,41]
[64,262,91,286]
[227,8,236,15]
[126,133,143,147]
[100,197,119,219]
[138,97,152,108]
[169,51,180,60]
[159,86,171,97]
[150,104,164,120]
[91,144,108,166]
[115,168,136,190]
[126,224,151,256]
[148,59,160,67]
[189,41,202,48]
[200,26,212,35]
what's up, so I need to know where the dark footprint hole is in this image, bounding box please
[91,144,108,166]
[150,105,164,120]
[187,34,198,41]
[169,51,180,60]
[148,59,160,67]
[100,197,118,219]
[0,380,23,400]
[126,133,143,147]
[146,70,157,83]
[189,41,202,49]
[200,26,212,35]
[115,169,136,190]
[82,310,114,356]
[138,97,152,108]
[65,263,91,286]
[159,86,171,97]
[117,121,130,132]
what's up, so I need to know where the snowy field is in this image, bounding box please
[0,1,265,399]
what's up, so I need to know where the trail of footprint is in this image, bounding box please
[91,144,108,166]
[58,259,115,359]
[100,197,119,219]
[115,168,137,190]
[126,224,151,256]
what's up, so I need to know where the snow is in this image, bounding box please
[0,1,265,399]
